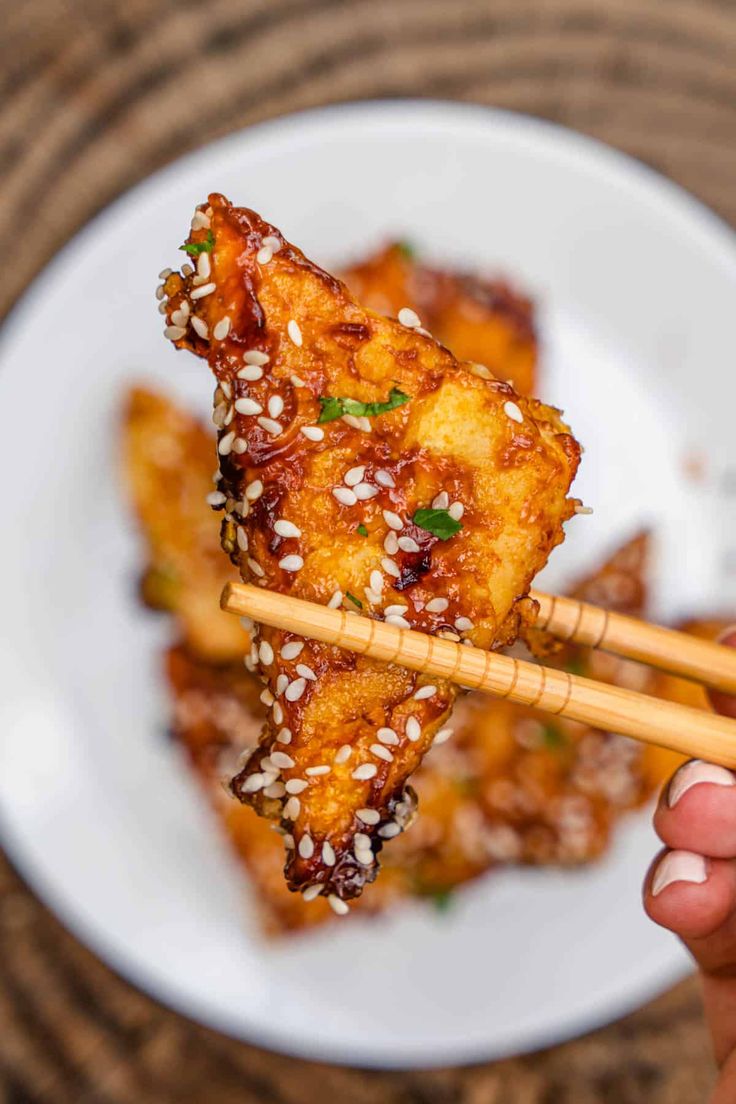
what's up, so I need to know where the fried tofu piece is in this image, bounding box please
[342,243,537,395]
[160,194,581,902]
[122,387,245,662]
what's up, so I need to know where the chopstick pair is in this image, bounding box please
[221,582,736,769]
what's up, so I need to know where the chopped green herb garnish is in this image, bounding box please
[317,387,410,424]
[431,890,454,913]
[179,230,214,256]
[357,524,369,537]
[345,592,363,609]
[542,723,566,750]
[395,240,416,259]
[565,655,586,677]
[413,507,463,541]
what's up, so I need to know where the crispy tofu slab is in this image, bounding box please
[342,243,537,395]
[159,194,581,902]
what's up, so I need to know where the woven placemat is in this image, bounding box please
[3,0,735,1098]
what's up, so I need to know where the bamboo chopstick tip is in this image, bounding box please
[220,581,239,612]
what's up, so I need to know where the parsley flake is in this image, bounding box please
[431,890,454,913]
[395,240,416,259]
[317,387,410,424]
[345,592,363,609]
[413,507,463,541]
[179,230,214,256]
[357,524,369,537]
[542,723,566,750]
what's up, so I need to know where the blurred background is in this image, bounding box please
[2,0,735,1100]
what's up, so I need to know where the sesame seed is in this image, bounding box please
[158,301,168,314]
[364,588,382,606]
[301,425,324,442]
[238,364,263,382]
[218,431,235,456]
[264,781,286,799]
[342,414,362,430]
[369,570,384,593]
[384,531,399,555]
[354,832,371,849]
[283,797,301,819]
[425,597,449,613]
[197,252,211,279]
[283,833,295,849]
[263,235,281,252]
[256,246,273,265]
[285,677,307,702]
[355,849,374,866]
[287,319,303,346]
[575,504,594,515]
[260,689,274,707]
[398,306,421,328]
[279,554,304,571]
[328,895,349,915]
[239,614,254,631]
[191,316,209,339]
[448,502,464,521]
[232,437,248,454]
[434,727,453,745]
[242,773,265,794]
[155,282,165,299]
[268,395,285,419]
[406,717,421,741]
[258,416,282,436]
[386,614,411,629]
[354,482,378,500]
[375,469,395,488]
[335,744,352,763]
[273,700,284,725]
[296,663,317,681]
[469,362,494,380]
[414,684,437,700]
[291,375,307,387]
[382,509,403,530]
[332,486,357,506]
[378,822,401,839]
[158,268,173,280]
[249,643,259,666]
[246,480,264,501]
[223,406,234,426]
[206,491,227,507]
[377,727,399,745]
[259,641,274,665]
[382,557,401,578]
[170,308,188,328]
[276,674,289,696]
[271,751,295,769]
[213,316,231,340]
[384,604,408,617]
[352,763,378,780]
[285,778,308,794]
[432,491,450,510]
[306,764,331,776]
[302,884,321,901]
[281,641,304,660]
[234,397,262,415]
[344,465,365,487]
[191,282,216,300]
[243,349,270,366]
[504,400,524,424]
[276,727,292,744]
[298,834,314,859]
[356,808,380,825]
[398,536,420,553]
[327,590,343,609]
[455,616,474,632]
[275,519,301,538]
[322,840,336,865]
[181,263,194,276]
[247,558,265,578]
[164,325,186,340]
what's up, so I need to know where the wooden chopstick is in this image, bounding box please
[221,582,736,769]
[530,589,736,695]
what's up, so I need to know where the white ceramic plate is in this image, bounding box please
[1,101,734,1069]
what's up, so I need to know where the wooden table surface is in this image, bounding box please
[2,1,735,1099]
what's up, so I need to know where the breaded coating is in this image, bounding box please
[122,387,245,662]
[342,242,537,395]
[160,194,581,902]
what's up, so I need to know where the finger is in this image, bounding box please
[654,759,736,857]
[709,626,736,718]
[644,848,736,944]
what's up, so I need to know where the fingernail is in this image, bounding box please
[668,759,736,808]
[651,850,707,897]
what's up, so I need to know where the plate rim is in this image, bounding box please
[0,97,718,1068]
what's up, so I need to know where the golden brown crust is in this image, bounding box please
[342,243,537,395]
[160,195,581,901]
